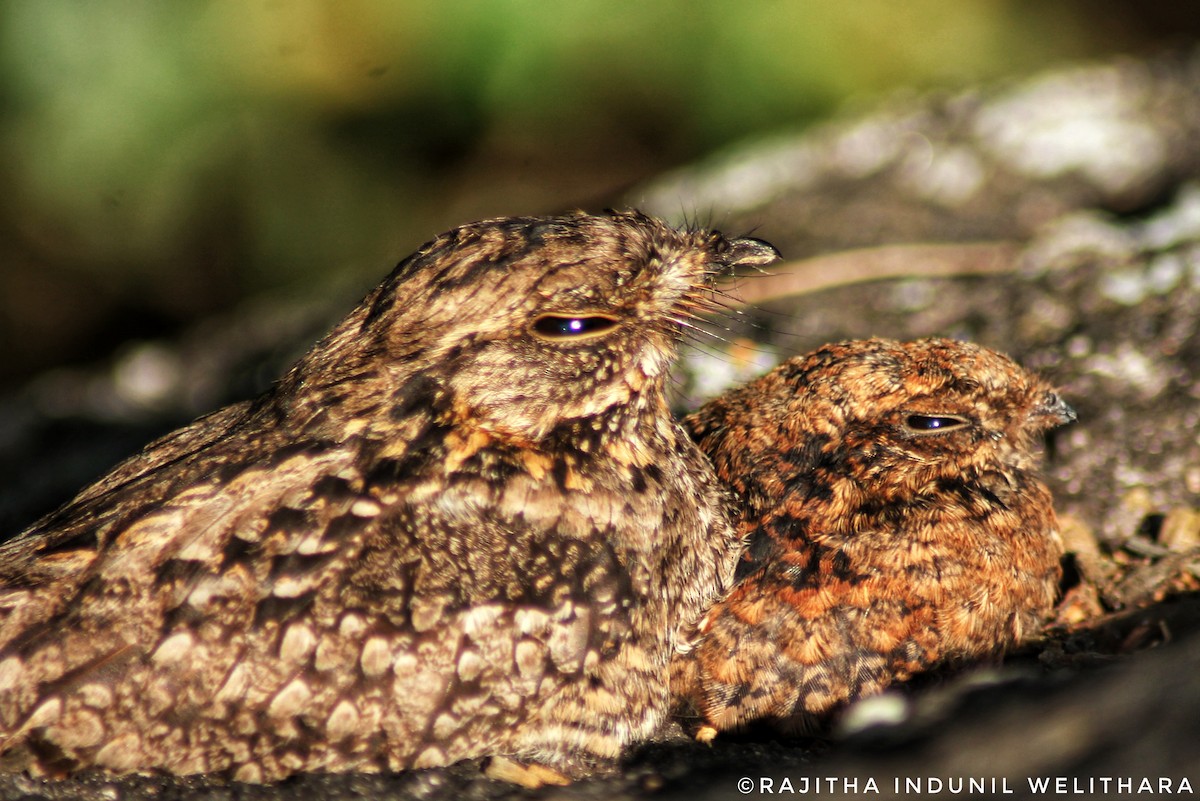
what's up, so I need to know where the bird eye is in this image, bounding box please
[530,314,620,342]
[903,414,970,434]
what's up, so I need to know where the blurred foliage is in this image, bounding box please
[0,0,1188,384]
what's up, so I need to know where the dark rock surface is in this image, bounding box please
[5,48,1200,800]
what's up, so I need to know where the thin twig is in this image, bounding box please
[721,241,1021,307]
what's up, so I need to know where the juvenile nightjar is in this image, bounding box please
[0,210,780,783]
[672,337,1074,737]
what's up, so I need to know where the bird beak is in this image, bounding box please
[726,237,782,272]
[1035,391,1077,428]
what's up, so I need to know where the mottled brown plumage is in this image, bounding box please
[673,338,1073,737]
[0,210,779,782]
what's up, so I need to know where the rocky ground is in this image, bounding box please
[4,48,1200,800]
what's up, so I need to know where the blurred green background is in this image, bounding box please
[0,0,1192,386]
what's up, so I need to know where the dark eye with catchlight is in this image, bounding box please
[903,413,970,434]
[531,314,620,342]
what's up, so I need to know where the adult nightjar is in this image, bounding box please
[673,337,1074,738]
[0,210,780,783]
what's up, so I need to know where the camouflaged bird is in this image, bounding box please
[0,210,780,784]
[672,338,1074,738]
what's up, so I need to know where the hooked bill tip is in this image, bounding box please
[726,237,782,270]
[1039,391,1077,426]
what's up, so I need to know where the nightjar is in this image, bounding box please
[0,210,780,783]
[672,337,1074,738]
